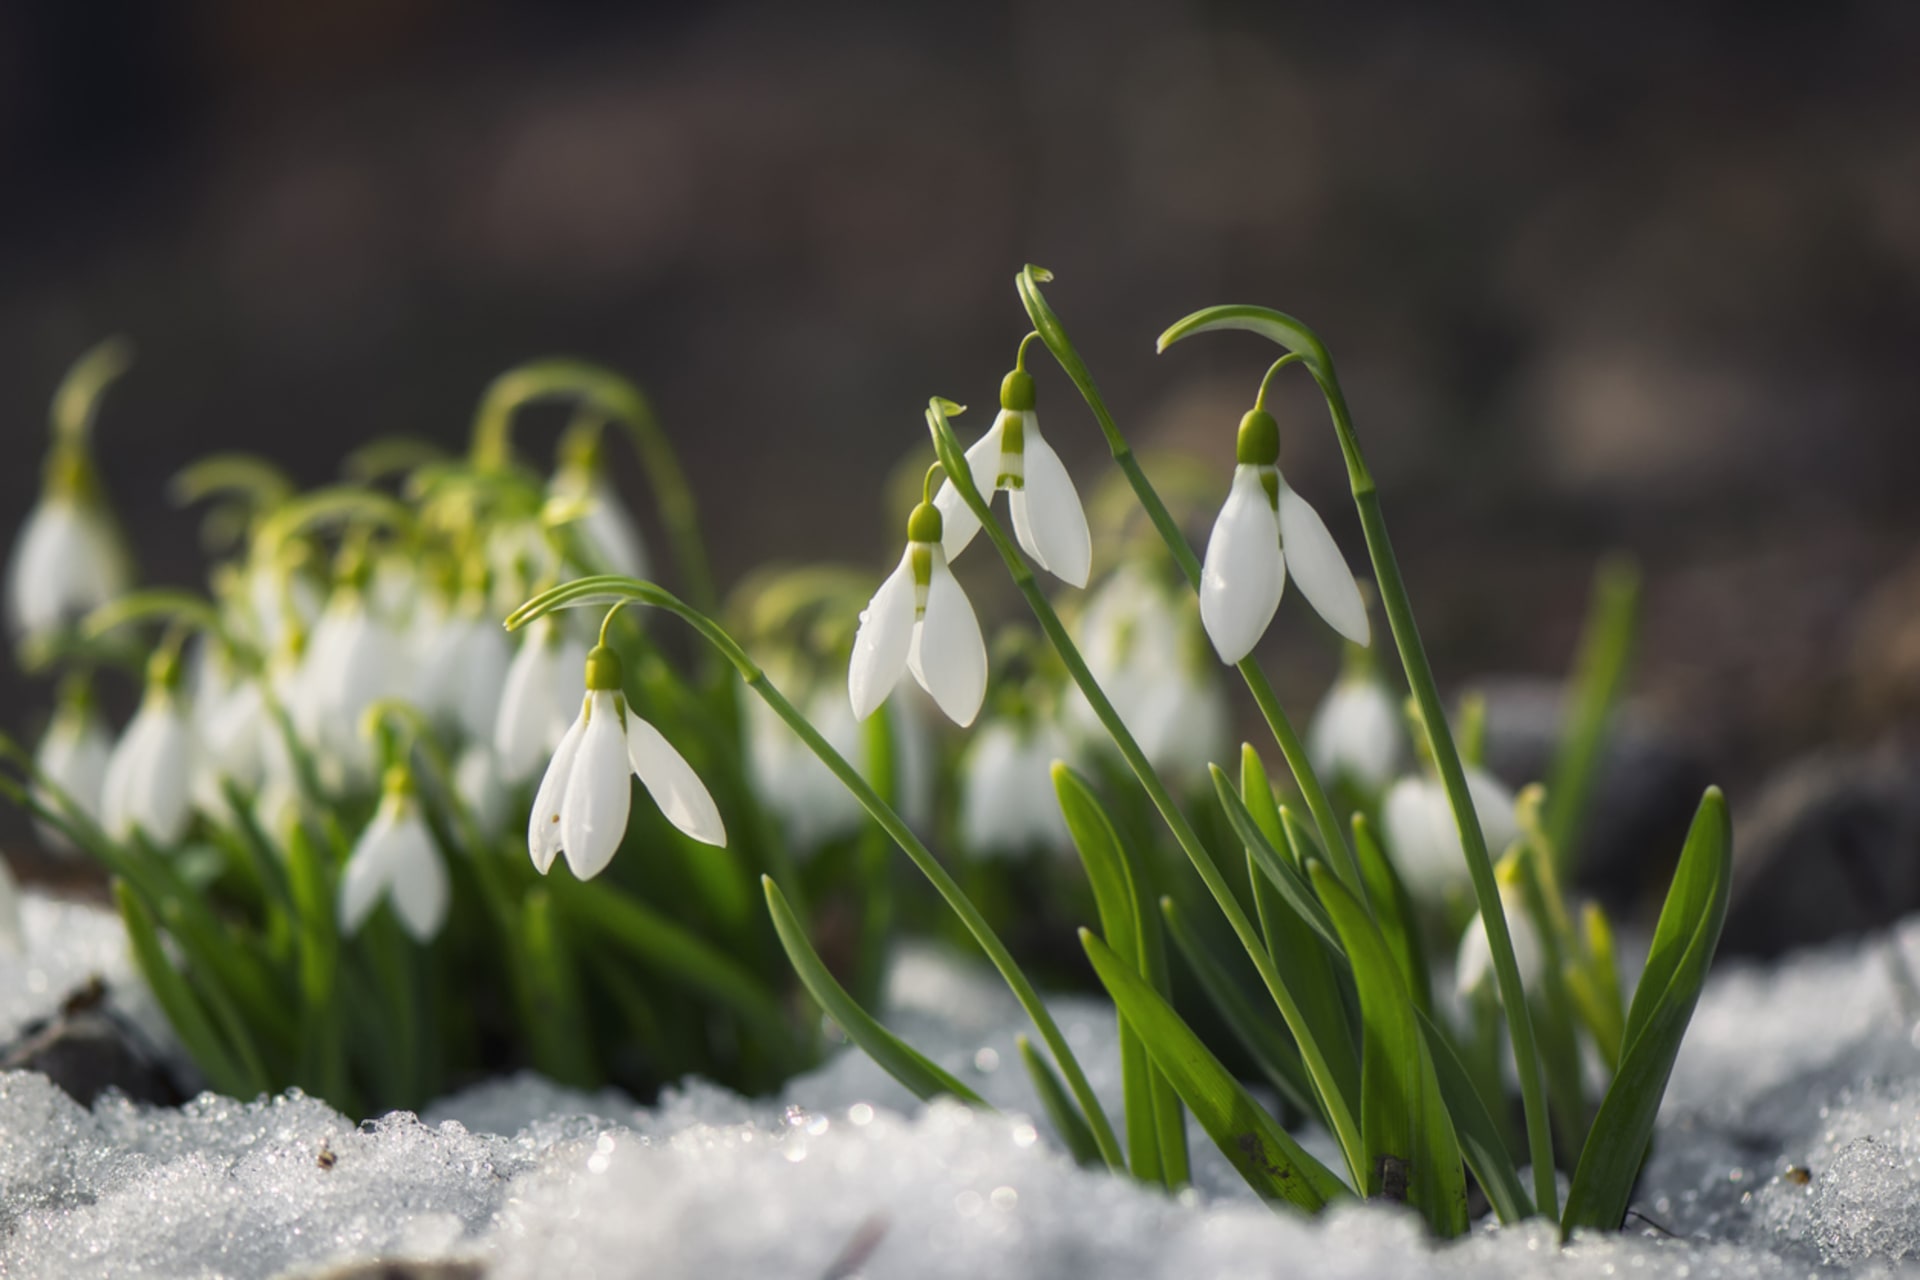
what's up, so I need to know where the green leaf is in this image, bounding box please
[1161,896,1316,1116]
[1351,813,1432,1017]
[284,817,348,1106]
[1053,764,1165,1183]
[115,881,258,1098]
[1211,766,1340,954]
[1546,558,1639,867]
[1562,788,1732,1236]
[1080,929,1350,1211]
[561,876,804,1068]
[1413,1007,1534,1224]
[764,877,986,1107]
[522,888,600,1089]
[1017,1034,1102,1166]
[1310,862,1469,1237]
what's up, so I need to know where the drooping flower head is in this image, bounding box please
[1199,405,1368,665]
[495,614,591,784]
[1383,762,1522,909]
[848,499,987,727]
[338,764,449,942]
[550,420,649,581]
[933,350,1091,587]
[32,675,113,852]
[102,646,196,847]
[959,715,1076,859]
[1455,858,1546,1003]
[1308,642,1403,794]
[529,642,725,880]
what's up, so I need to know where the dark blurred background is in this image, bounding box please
[7,0,1920,947]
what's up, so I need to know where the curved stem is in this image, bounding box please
[1159,302,1560,1221]
[928,401,1367,1190]
[469,359,719,615]
[1254,354,1305,413]
[1013,267,1366,902]
[506,575,1126,1172]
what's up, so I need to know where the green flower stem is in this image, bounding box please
[1157,304,1560,1221]
[928,400,1367,1190]
[1014,268,1367,906]
[469,358,719,616]
[505,578,1126,1172]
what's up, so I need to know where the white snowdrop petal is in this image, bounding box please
[528,710,587,873]
[1199,466,1284,664]
[579,478,649,579]
[496,631,556,781]
[1277,479,1369,647]
[1009,422,1091,587]
[1309,679,1402,792]
[1466,767,1522,859]
[35,713,112,828]
[456,745,507,840]
[1383,777,1463,904]
[934,418,1007,561]
[338,811,399,935]
[628,716,726,847]
[386,819,450,942]
[847,551,917,721]
[560,693,633,881]
[454,621,513,741]
[908,559,987,727]
[7,499,125,638]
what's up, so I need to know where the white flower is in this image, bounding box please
[6,491,128,641]
[339,776,449,942]
[304,588,410,785]
[417,599,512,741]
[495,616,591,783]
[933,369,1091,587]
[0,854,21,954]
[455,744,507,840]
[1069,565,1227,781]
[102,673,195,846]
[32,697,112,850]
[959,719,1074,858]
[848,502,987,727]
[1308,670,1402,792]
[1382,766,1522,906]
[554,470,649,580]
[528,645,725,879]
[1198,410,1368,664]
[1455,875,1546,1002]
[746,677,867,853]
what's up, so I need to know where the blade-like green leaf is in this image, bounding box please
[1310,862,1469,1237]
[1054,763,1164,1183]
[1212,765,1341,953]
[1562,788,1731,1235]
[1546,558,1639,868]
[1351,813,1431,1016]
[1161,896,1316,1115]
[1080,929,1350,1211]
[764,877,986,1107]
[115,880,255,1098]
[1413,1007,1534,1225]
[1017,1034,1102,1166]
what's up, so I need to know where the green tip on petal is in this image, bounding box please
[584,643,625,692]
[1236,409,1280,466]
[907,501,944,545]
[1000,369,1036,412]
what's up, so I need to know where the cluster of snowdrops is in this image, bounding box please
[0,271,1731,1242]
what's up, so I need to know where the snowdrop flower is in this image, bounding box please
[849,500,988,727]
[1455,868,1546,1003]
[1382,765,1522,907]
[6,452,129,643]
[102,652,196,846]
[304,579,411,785]
[1199,407,1368,664]
[416,590,512,741]
[1307,659,1402,793]
[746,674,867,853]
[339,767,449,942]
[551,428,649,579]
[933,360,1091,587]
[529,643,725,879]
[959,718,1074,858]
[495,615,591,783]
[32,684,112,849]
[1069,565,1226,781]
[455,744,508,840]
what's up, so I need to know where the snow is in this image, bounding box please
[4,890,1920,1278]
